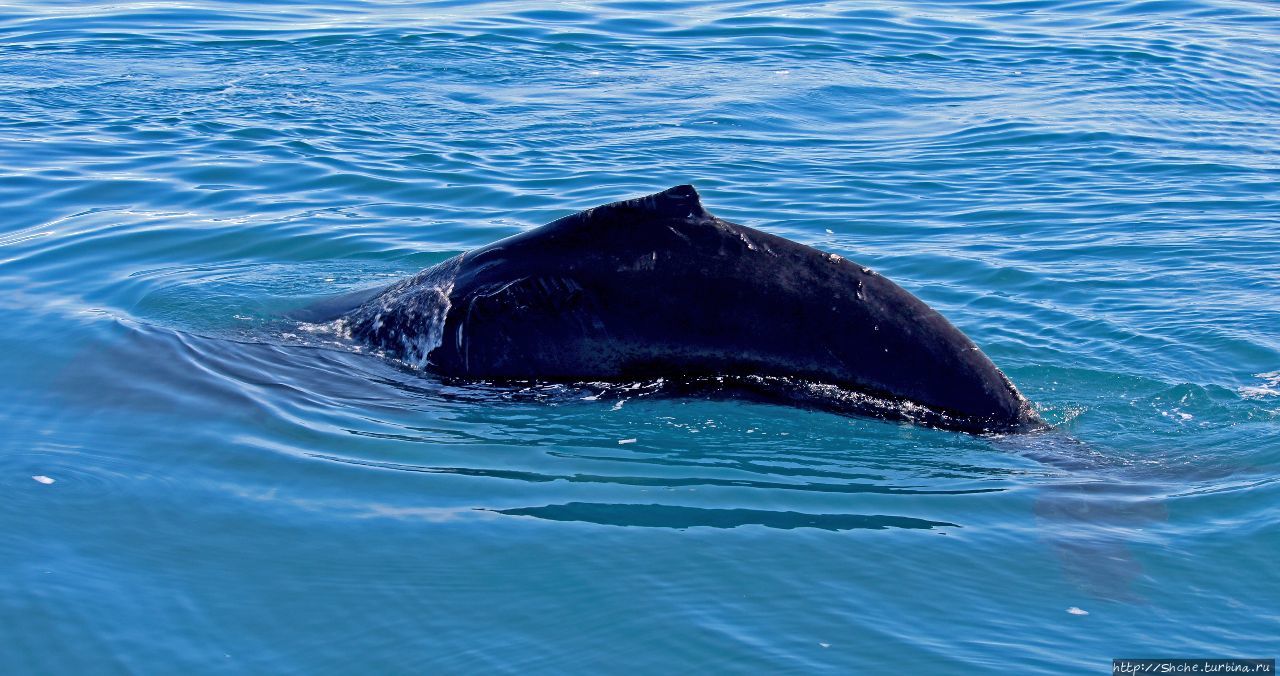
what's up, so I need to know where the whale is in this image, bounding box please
[331,184,1042,434]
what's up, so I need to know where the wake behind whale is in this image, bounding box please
[319,185,1042,434]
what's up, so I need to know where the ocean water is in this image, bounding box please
[2,0,1278,672]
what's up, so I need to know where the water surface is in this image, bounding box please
[2,0,1278,672]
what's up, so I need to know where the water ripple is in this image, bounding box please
[2,0,1278,671]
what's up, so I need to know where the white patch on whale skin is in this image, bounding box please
[355,256,463,370]
[400,278,455,370]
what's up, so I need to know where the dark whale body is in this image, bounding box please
[340,185,1041,434]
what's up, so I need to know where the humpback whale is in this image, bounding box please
[336,185,1042,434]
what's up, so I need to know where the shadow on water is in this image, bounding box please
[490,502,957,531]
[994,431,1174,603]
[307,451,1004,496]
[1034,482,1169,604]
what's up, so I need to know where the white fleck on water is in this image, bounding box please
[32,475,55,484]
[1239,371,1280,399]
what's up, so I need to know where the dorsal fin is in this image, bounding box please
[628,184,712,221]
[575,184,713,226]
[527,184,715,242]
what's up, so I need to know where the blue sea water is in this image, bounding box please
[2,0,1278,672]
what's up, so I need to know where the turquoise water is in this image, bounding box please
[2,0,1278,672]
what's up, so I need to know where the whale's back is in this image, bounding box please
[344,185,1041,433]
